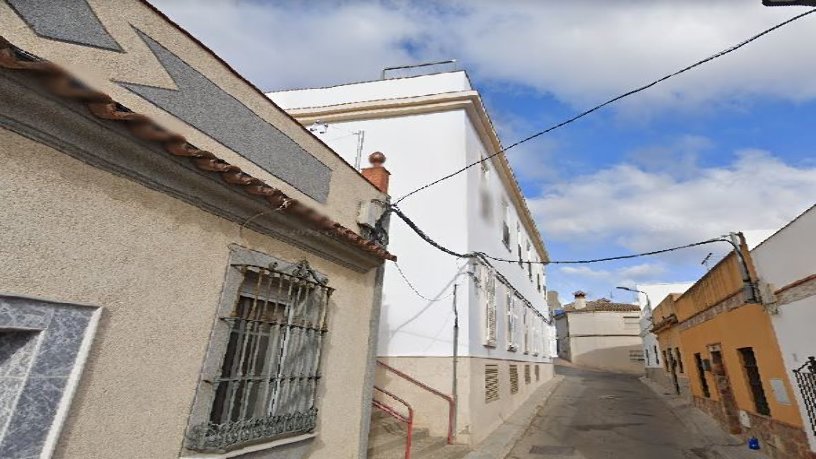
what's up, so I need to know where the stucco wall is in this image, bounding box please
[0,128,379,458]
[567,311,640,337]
[679,304,802,428]
[375,356,554,446]
[569,336,644,374]
[752,205,816,451]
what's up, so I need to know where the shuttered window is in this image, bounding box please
[478,263,497,348]
[510,365,519,394]
[739,347,771,416]
[506,287,517,351]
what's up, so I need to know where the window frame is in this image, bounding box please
[184,247,333,454]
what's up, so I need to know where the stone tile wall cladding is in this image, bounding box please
[694,396,816,459]
[0,295,98,458]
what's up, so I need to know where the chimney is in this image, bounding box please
[361,152,390,194]
[573,291,587,310]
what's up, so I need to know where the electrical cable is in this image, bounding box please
[394,8,816,204]
[394,261,455,301]
[386,204,734,266]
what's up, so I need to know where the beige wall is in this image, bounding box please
[569,336,644,374]
[0,128,379,458]
[375,356,554,446]
[0,0,382,228]
[567,311,641,336]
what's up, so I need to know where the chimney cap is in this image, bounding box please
[369,151,386,167]
[573,290,586,298]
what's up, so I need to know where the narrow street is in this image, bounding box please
[507,365,759,459]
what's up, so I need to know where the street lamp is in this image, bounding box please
[616,286,651,311]
[762,0,816,5]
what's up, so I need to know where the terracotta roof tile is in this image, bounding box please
[562,298,640,313]
[0,36,395,262]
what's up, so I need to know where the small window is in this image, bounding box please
[485,364,499,403]
[629,350,644,362]
[478,262,497,347]
[187,263,332,452]
[695,353,711,398]
[675,348,684,373]
[524,364,531,384]
[739,347,771,416]
[662,350,669,370]
[645,349,650,365]
[510,365,519,394]
[536,274,541,292]
[505,287,517,351]
[654,345,659,365]
[501,201,511,250]
[535,364,540,382]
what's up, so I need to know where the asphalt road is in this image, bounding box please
[507,365,751,459]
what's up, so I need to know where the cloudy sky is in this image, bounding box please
[152,0,816,304]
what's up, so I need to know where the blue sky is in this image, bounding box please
[152,0,816,304]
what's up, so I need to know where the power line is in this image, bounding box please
[394,8,816,204]
[386,204,735,265]
[394,261,455,301]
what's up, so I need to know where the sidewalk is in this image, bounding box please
[639,376,770,459]
[464,374,565,459]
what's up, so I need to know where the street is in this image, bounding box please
[507,365,761,459]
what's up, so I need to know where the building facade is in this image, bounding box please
[675,234,808,459]
[635,283,693,388]
[650,294,690,397]
[0,1,394,458]
[751,204,816,455]
[269,71,556,446]
[555,292,643,374]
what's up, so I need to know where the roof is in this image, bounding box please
[0,35,395,262]
[273,74,549,263]
[560,298,641,314]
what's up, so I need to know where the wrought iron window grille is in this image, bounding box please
[794,356,816,438]
[187,261,333,453]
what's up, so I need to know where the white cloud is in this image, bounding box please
[530,150,816,256]
[151,0,816,112]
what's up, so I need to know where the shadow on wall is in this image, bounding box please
[572,345,645,374]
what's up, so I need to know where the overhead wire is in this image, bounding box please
[394,8,816,204]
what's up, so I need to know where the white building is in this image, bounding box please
[635,283,693,375]
[751,203,816,454]
[269,71,555,447]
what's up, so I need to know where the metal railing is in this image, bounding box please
[376,360,456,445]
[794,356,816,438]
[372,386,414,459]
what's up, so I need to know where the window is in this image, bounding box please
[478,262,497,347]
[536,273,541,292]
[526,241,533,279]
[629,350,644,362]
[662,350,669,370]
[739,347,771,416]
[674,348,684,373]
[187,262,332,452]
[645,349,650,365]
[485,365,499,403]
[523,307,529,355]
[517,244,523,268]
[505,287,516,351]
[524,365,531,384]
[695,353,711,398]
[501,201,511,250]
[654,345,659,365]
[510,365,519,394]
[535,364,540,382]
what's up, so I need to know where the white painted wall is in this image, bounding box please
[635,283,693,369]
[567,311,640,337]
[751,204,816,452]
[268,73,552,364]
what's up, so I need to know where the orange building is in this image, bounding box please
[650,294,690,397]
[675,235,808,459]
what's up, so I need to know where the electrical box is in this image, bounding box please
[357,200,385,229]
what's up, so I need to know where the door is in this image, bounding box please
[709,347,741,434]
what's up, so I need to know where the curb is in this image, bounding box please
[464,374,565,459]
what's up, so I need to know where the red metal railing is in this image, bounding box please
[376,360,456,445]
[372,386,414,459]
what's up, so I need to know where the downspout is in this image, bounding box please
[451,283,459,441]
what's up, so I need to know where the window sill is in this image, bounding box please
[181,432,317,459]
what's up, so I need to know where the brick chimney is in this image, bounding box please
[573,291,587,310]
[361,151,390,194]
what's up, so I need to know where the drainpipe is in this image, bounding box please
[727,232,759,303]
[451,283,459,439]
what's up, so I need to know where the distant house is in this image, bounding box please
[555,292,643,373]
[636,283,693,387]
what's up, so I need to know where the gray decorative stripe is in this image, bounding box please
[0,296,97,458]
[5,0,123,52]
[120,29,332,202]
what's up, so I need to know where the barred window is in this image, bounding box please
[187,262,332,452]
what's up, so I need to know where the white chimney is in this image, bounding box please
[573,291,587,310]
